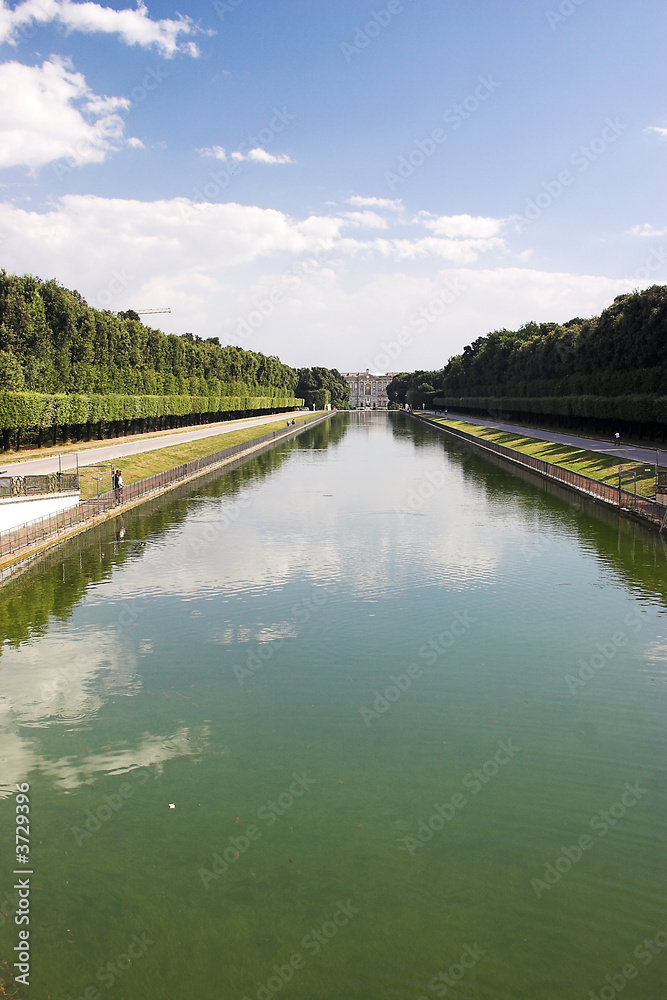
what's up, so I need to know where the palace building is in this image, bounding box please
[342,370,399,409]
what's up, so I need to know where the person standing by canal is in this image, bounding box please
[115,469,124,504]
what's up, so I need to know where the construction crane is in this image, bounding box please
[136,308,171,315]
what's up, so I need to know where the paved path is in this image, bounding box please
[0,412,303,477]
[426,411,667,468]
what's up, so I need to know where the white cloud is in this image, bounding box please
[0,58,139,169]
[341,210,388,229]
[230,147,292,164]
[80,463,500,604]
[629,223,667,237]
[644,125,667,139]
[347,195,403,210]
[0,630,139,728]
[0,0,201,57]
[379,236,505,263]
[39,726,207,789]
[197,145,227,161]
[0,193,642,370]
[199,146,292,165]
[418,212,506,239]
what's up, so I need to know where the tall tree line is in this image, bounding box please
[295,367,350,409]
[389,286,667,406]
[0,271,297,397]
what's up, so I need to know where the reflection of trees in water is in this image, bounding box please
[8,411,663,654]
[0,429,327,648]
[0,529,118,648]
[387,412,441,449]
[438,432,667,610]
[293,412,349,450]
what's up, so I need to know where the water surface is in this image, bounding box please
[0,412,665,999]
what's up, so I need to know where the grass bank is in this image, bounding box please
[79,412,318,499]
[436,418,659,498]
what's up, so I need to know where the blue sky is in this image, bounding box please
[0,0,665,372]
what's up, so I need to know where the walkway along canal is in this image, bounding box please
[0,411,332,577]
[412,412,667,531]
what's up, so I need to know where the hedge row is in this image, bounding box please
[433,395,667,425]
[0,391,304,430]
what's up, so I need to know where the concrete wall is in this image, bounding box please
[0,492,80,533]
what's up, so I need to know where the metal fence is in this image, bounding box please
[0,472,79,498]
[413,414,667,531]
[0,413,331,560]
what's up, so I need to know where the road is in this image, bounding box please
[427,411,667,468]
[0,412,305,477]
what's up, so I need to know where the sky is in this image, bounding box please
[0,0,665,374]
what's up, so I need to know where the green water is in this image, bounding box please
[0,412,665,1000]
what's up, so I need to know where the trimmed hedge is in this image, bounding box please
[433,395,667,425]
[0,391,304,430]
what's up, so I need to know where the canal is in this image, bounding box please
[0,412,665,999]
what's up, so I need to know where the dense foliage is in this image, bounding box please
[0,391,298,433]
[0,271,297,397]
[295,367,350,409]
[388,286,667,435]
[387,371,439,409]
[437,286,667,398]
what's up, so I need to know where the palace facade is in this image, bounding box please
[342,371,398,409]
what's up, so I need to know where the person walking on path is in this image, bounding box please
[614,431,621,447]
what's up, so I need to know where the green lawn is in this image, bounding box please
[78,412,318,498]
[435,418,659,497]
